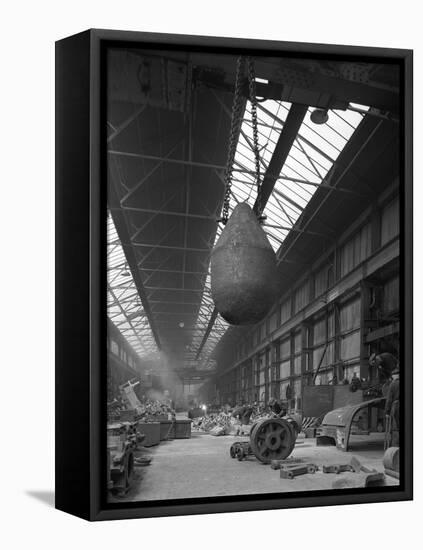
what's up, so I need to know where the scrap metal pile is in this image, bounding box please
[135,399,174,420]
[108,399,173,422]
[108,378,174,423]
[192,403,299,436]
[192,411,235,435]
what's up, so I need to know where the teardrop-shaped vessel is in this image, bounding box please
[210,202,279,325]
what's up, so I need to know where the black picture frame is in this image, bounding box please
[55,28,413,521]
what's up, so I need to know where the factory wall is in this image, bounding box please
[216,182,400,409]
[107,319,146,400]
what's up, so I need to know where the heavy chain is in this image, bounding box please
[247,57,263,217]
[220,56,263,224]
[221,56,245,224]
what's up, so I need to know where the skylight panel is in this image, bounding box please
[107,213,158,358]
[191,100,368,363]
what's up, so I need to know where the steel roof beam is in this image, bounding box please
[253,104,308,214]
[117,206,217,220]
[109,150,262,177]
[145,286,204,292]
[152,311,201,315]
[140,268,208,275]
[119,141,182,205]
[131,242,210,253]
[194,308,219,360]
[149,300,200,305]
[107,104,147,144]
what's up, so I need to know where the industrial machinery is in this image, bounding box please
[229,441,252,461]
[280,463,318,479]
[107,421,145,494]
[316,397,386,451]
[250,417,299,463]
[230,416,300,464]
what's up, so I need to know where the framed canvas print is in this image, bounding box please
[55,29,413,521]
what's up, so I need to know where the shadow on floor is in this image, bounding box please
[348,437,385,453]
[26,490,55,508]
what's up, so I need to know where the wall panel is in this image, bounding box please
[383,276,399,313]
[381,197,400,245]
[280,299,291,324]
[294,282,310,313]
[340,223,372,277]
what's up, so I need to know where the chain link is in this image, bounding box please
[220,56,263,224]
[221,56,245,224]
[247,57,263,217]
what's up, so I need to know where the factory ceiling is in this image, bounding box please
[106,47,400,378]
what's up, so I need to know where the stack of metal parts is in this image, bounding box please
[327,456,385,489]
[193,412,234,435]
[107,421,145,495]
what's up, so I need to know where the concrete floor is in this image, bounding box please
[111,429,398,503]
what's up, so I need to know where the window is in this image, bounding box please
[381,197,400,245]
[280,360,291,379]
[280,299,291,325]
[292,378,302,397]
[313,317,327,345]
[110,339,119,356]
[294,330,302,353]
[279,337,291,359]
[294,282,310,313]
[280,381,290,399]
[313,342,334,369]
[340,224,372,277]
[259,354,266,385]
[343,364,360,382]
[269,311,278,333]
[315,264,333,296]
[383,277,399,313]
[293,356,302,375]
[340,332,360,361]
[339,299,361,331]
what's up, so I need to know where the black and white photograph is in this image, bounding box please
[105,42,407,503]
[2,0,421,544]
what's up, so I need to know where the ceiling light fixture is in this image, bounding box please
[310,108,329,125]
[121,263,131,277]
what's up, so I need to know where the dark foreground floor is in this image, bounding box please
[109,430,398,503]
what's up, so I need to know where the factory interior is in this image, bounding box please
[106,46,401,501]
